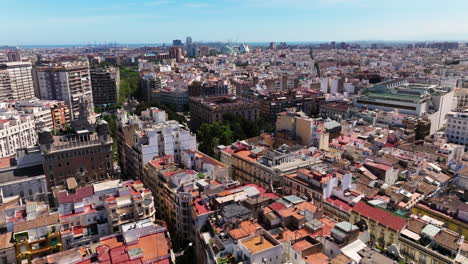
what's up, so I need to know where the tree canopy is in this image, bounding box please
[197,122,234,156]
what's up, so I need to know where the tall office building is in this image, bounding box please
[90,66,120,106]
[187,43,199,57]
[0,62,35,101]
[173,39,183,46]
[35,61,94,120]
[186,36,192,45]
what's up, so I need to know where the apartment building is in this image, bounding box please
[104,180,156,233]
[55,180,119,249]
[350,201,406,249]
[189,96,259,131]
[445,111,468,150]
[399,218,466,264]
[232,144,319,189]
[0,62,35,101]
[13,214,62,264]
[141,74,162,102]
[90,66,120,106]
[142,156,198,244]
[276,110,330,150]
[283,167,353,203]
[0,113,37,158]
[35,61,94,120]
[117,107,197,178]
[10,99,70,131]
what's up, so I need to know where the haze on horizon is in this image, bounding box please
[2,0,468,45]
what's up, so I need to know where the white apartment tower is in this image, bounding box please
[0,62,35,101]
[117,107,197,178]
[35,61,94,120]
[445,111,468,150]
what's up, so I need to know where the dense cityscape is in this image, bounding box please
[0,36,467,264]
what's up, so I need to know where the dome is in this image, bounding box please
[221,44,235,54]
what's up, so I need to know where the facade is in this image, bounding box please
[117,107,197,178]
[13,214,62,264]
[245,91,324,121]
[454,87,468,111]
[283,168,353,203]
[90,66,120,106]
[350,201,406,248]
[141,74,162,102]
[276,110,329,150]
[142,156,198,244]
[0,112,37,158]
[238,228,283,264]
[445,111,468,150]
[169,46,183,60]
[188,80,231,97]
[232,144,318,189]
[154,87,188,112]
[189,96,259,131]
[55,180,121,249]
[399,218,465,264]
[0,232,15,264]
[103,180,156,233]
[353,79,455,134]
[39,120,114,189]
[0,62,35,101]
[35,61,94,120]
[12,99,70,131]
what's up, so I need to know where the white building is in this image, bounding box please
[0,62,35,100]
[117,107,197,177]
[0,112,37,158]
[445,111,468,150]
[238,228,283,264]
[354,79,456,134]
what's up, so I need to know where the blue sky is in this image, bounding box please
[1,0,468,45]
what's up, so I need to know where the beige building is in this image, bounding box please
[0,232,15,264]
[350,201,406,249]
[399,218,466,264]
[0,62,35,101]
[35,61,93,120]
[232,144,319,189]
[189,96,259,131]
[104,180,155,233]
[276,110,329,150]
[142,155,198,244]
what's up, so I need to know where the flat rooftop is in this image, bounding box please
[242,235,275,254]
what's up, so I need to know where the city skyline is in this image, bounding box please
[2,0,468,45]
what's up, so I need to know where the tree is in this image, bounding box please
[118,66,141,104]
[197,122,234,156]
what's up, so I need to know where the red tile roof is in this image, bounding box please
[352,201,406,231]
[56,185,94,204]
[325,197,352,212]
[268,202,286,212]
